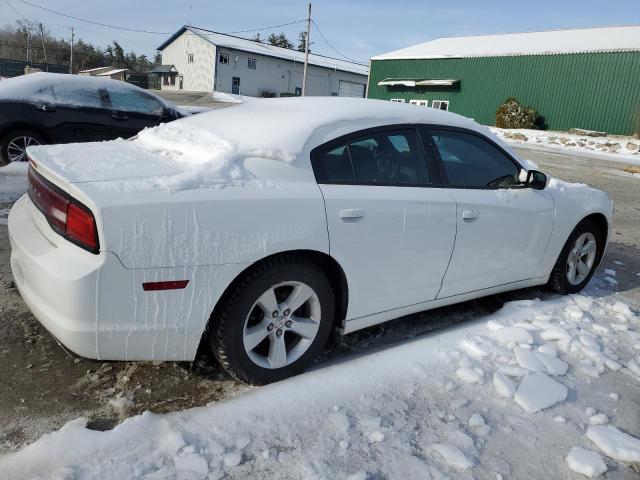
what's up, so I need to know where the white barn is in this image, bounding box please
[155,25,369,97]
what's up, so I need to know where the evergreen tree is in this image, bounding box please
[267,32,293,49]
[297,31,309,53]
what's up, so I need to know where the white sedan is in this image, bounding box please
[9,98,613,384]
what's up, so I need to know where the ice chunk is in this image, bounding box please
[628,357,640,377]
[493,372,516,398]
[604,277,618,286]
[534,351,569,376]
[603,269,616,276]
[537,344,557,357]
[587,425,640,463]
[585,407,596,416]
[514,347,545,372]
[174,450,210,477]
[223,451,242,467]
[514,373,568,413]
[498,365,528,377]
[609,393,619,401]
[369,431,385,443]
[565,447,607,478]
[432,443,474,470]
[554,416,566,423]
[468,413,485,428]
[495,327,533,345]
[460,339,490,358]
[589,414,609,425]
[456,367,484,384]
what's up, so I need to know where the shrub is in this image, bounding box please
[495,97,538,129]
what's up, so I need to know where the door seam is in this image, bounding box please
[435,190,458,299]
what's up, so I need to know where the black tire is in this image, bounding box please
[0,128,47,166]
[210,255,335,385]
[547,219,602,294]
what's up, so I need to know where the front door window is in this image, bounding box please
[232,77,240,94]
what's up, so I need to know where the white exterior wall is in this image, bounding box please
[213,47,367,97]
[159,31,367,96]
[160,31,216,91]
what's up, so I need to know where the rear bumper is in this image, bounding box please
[8,195,217,361]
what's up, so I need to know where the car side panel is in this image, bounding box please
[534,180,613,277]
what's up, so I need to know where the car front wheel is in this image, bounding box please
[547,219,602,294]
[210,255,335,384]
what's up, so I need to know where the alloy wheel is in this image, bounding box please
[566,232,597,285]
[7,136,40,162]
[242,281,321,369]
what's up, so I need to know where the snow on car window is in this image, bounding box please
[108,86,164,115]
[33,83,103,108]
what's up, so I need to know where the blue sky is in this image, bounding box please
[2,0,639,63]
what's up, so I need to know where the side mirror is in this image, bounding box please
[526,170,548,190]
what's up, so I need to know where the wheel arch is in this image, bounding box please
[201,249,349,350]
[0,123,52,145]
[578,212,609,265]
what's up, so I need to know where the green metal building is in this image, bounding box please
[367,26,640,135]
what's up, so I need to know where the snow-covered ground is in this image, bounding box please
[0,284,638,479]
[491,127,640,165]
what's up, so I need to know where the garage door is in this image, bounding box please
[338,80,366,98]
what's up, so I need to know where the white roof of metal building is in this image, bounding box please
[372,25,640,60]
[159,26,369,76]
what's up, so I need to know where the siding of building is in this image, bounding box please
[159,29,368,97]
[213,46,367,97]
[367,52,640,135]
[160,31,216,91]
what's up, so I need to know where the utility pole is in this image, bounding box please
[39,23,48,71]
[301,1,311,96]
[69,27,74,74]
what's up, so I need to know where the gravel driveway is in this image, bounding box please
[0,146,638,452]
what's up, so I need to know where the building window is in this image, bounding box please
[219,52,229,64]
[188,53,194,63]
[432,100,449,111]
[390,98,405,103]
[247,58,256,69]
[410,99,428,107]
[163,75,169,86]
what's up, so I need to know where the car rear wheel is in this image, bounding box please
[210,255,335,384]
[0,129,46,165]
[547,219,602,294]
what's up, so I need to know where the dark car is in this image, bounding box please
[0,72,183,164]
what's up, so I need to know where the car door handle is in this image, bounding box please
[462,210,479,220]
[340,208,366,220]
[39,103,56,112]
[111,113,129,121]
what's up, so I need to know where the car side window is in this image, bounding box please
[33,84,104,109]
[107,87,165,116]
[314,129,430,185]
[431,130,520,188]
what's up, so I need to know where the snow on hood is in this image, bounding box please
[28,97,481,193]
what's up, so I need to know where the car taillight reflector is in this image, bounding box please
[27,166,99,253]
[142,280,190,291]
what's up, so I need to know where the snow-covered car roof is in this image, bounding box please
[167,96,480,157]
[0,72,171,108]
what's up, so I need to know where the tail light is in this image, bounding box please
[27,166,99,253]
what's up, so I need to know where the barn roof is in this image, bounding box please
[158,26,369,76]
[372,25,640,60]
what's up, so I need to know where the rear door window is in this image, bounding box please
[313,129,430,186]
[33,83,104,109]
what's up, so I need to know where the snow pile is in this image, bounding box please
[0,292,639,479]
[0,162,27,203]
[490,127,640,163]
[210,91,245,104]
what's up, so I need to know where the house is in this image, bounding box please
[155,25,369,97]
[96,68,128,81]
[367,26,640,135]
[78,66,115,76]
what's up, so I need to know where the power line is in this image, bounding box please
[224,19,307,35]
[14,0,172,34]
[4,0,28,22]
[311,19,366,65]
